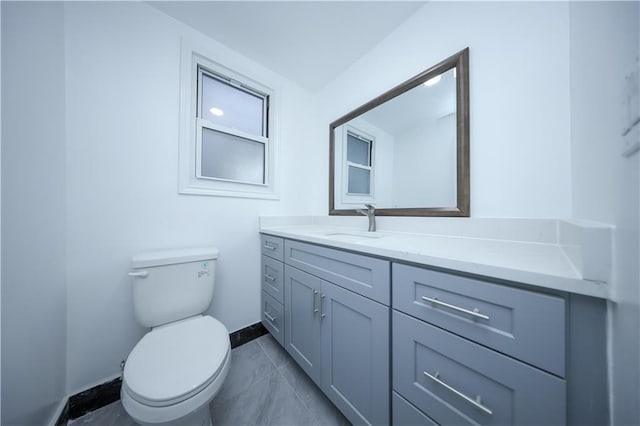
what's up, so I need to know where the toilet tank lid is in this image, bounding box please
[131,247,219,268]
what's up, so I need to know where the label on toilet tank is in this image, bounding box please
[197,261,210,278]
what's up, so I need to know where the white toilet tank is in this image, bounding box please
[129,247,219,328]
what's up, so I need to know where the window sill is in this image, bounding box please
[179,181,280,200]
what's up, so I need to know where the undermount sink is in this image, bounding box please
[323,232,384,242]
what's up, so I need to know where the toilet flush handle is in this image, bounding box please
[128,271,149,278]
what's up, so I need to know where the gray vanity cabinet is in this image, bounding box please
[389,262,607,426]
[261,233,608,425]
[391,262,569,424]
[261,235,286,346]
[282,240,391,426]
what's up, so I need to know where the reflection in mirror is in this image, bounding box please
[334,67,457,209]
[329,48,469,217]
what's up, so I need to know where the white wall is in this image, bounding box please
[318,1,572,218]
[393,114,457,207]
[63,2,321,394]
[1,2,68,424]
[374,124,395,208]
[569,2,640,424]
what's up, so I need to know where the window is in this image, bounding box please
[196,69,268,185]
[179,41,278,198]
[346,132,372,195]
[345,130,374,196]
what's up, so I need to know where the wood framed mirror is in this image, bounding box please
[329,48,469,217]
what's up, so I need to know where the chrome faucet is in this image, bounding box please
[357,204,376,232]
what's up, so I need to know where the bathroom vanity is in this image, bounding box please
[264,236,390,424]
[259,220,609,426]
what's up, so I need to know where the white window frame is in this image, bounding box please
[341,125,375,204]
[179,39,279,199]
[195,66,269,185]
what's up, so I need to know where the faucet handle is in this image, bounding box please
[364,204,375,211]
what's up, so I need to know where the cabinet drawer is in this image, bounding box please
[261,291,284,346]
[261,255,284,303]
[284,239,390,305]
[393,311,566,425]
[393,263,566,376]
[261,234,284,261]
[393,392,438,426]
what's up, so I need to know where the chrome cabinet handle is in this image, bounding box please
[424,371,493,415]
[128,271,148,278]
[421,296,489,320]
[320,294,326,319]
[264,312,277,322]
[313,290,319,313]
[263,243,277,251]
[263,273,276,282]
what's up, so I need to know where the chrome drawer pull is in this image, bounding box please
[320,294,326,319]
[421,296,489,320]
[313,290,319,314]
[263,243,277,251]
[264,312,277,322]
[424,371,493,415]
[263,273,276,282]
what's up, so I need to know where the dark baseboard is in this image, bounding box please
[68,377,122,420]
[56,321,267,424]
[230,321,268,349]
[54,402,69,426]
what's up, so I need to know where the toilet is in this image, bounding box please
[121,247,231,426]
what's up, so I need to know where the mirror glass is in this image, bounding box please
[329,48,469,217]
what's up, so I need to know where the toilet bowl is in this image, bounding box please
[122,316,231,426]
[122,248,230,426]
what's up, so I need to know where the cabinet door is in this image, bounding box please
[321,280,390,425]
[284,265,322,386]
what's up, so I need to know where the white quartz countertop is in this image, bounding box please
[259,223,610,300]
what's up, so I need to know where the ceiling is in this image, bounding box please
[362,67,457,135]
[148,1,426,91]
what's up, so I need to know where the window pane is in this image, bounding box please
[348,166,370,194]
[347,134,370,165]
[201,128,265,184]
[201,73,265,137]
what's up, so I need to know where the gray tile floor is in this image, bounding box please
[69,334,351,426]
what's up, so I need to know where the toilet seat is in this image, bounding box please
[123,315,230,407]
